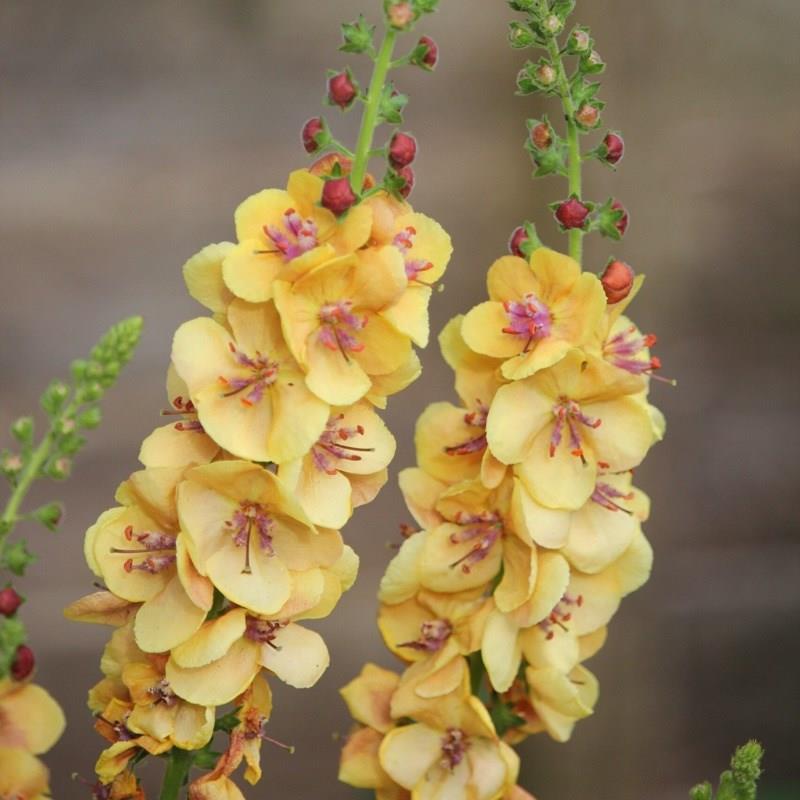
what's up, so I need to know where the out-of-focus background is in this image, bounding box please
[1,1,798,798]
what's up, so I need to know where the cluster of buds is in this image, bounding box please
[301,0,439,213]
[66,4,450,797]
[339,3,671,798]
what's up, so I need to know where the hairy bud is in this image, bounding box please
[601,260,635,304]
[301,118,325,154]
[0,587,23,617]
[555,197,590,230]
[321,177,358,216]
[602,132,625,165]
[11,644,35,681]
[389,132,418,168]
[328,72,358,109]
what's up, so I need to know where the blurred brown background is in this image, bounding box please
[1,1,799,798]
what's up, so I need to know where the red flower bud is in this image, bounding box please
[601,260,635,304]
[508,226,529,258]
[328,72,357,109]
[603,132,624,165]
[0,587,23,616]
[555,197,590,230]
[388,2,414,28]
[11,644,35,681]
[576,103,600,128]
[321,177,358,216]
[530,123,552,150]
[417,36,439,70]
[612,200,629,236]
[397,166,415,198]
[301,118,325,154]
[389,132,417,168]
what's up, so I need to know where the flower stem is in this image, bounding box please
[546,29,583,265]
[350,28,398,195]
[160,748,195,800]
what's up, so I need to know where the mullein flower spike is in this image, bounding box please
[66,1,448,798]
[339,2,671,798]
[0,316,140,797]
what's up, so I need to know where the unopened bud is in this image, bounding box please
[48,456,72,480]
[543,14,562,34]
[602,132,625,165]
[530,122,552,150]
[601,260,635,304]
[612,200,629,236]
[10,417,34,443]
[588,51,604,68]
[1,453,23,475]
[508,226,529,258]
[301,118,325,154]
[535,63,557,87]
[11,644,35,681]
[389,132,417,168]
[555,198,590,230]
[576,103,600,128]
[388,2,414,29]
[397,166,415,198]
[321,177,358,216]
[0,587,23,616]
[328,72,358,109]
[416,36,439,70]
[571,28,591,53]
[33,502,63,532]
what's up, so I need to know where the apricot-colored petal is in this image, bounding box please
[183,242,236,312]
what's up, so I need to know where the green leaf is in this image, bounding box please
[2,540,36,576]
[0,616,27,678]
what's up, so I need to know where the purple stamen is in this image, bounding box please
[502,294,553,348]
[263,209,319,261]
[440,728,470,771]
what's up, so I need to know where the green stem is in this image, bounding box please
[546,31,583,265]
[160,749,195,800]
[349,28,398,194]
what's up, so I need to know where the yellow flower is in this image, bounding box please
[220,169,372,303]
[277,402,396,528]
[138,367,220,469]
[0,680,65,756]
[176,460,344,616]
[0,747,50,800]
[171,299,330,463]
[183,242,236,315]
[461,249,606,380]
[379,696,519,800]
[273,247,411,405]
[166,608,329,706]
[511,470,650,573]
[82,465,212,653]
[366,351,422,409]
[487,350,654,510]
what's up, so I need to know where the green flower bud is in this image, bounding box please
[77,407,102,430]
[2,541,36,577]
[40,380,70,416]
[32,502,63,532]
[46,456,72,480]
[10,417,34,444]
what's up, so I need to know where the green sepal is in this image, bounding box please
[10,418,34,446]
[214,708,242,734]
[412,0,439,14]
[77,406,102,430]
[382,168,409,199]
[340,15,376,55]
[525,117,568,177]
[516,59,558,96]
[508,21,537,49]
[489,700,526,738]
[1,540,36,576]
[566,25,593,55]
[551,0,576,22]
[192,750,222,770]
[378,84,408,124]
[580,51,606,74]
[40,380,70,417]
[592,197,625,240]
[507,0,537,13]
[32,502,63,532]
[0,616,27,678]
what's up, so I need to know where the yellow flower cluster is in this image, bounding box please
[0,679,65,799]
[67,168,451,797]
[339,247,665,799]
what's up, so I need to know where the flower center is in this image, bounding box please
[218,342,279,407]
[225,501,275,574]
[550,397,602,464]
[245,616,284,647]
[398,619,453,653]
[317,300,367,361]
[604,325,673,384]
[393,226,434,282]
[591,481,634,513]
[444,404,489,456]
[162,395,204,433]
[538,592,583,640]
[449,511,503,574]
[262,208,319,261]
[440,728,470,771]
[312,414,375,475]
[110,525,176,575]
[502,294,553,348]
[147,679,177,707]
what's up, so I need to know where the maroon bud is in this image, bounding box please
[328,72,357,109]
[508,226,529,258]
[321,177,358,216]
[601,260,635,304]
[612,200,629,236]
[0,586,23,616]
[603,132,624,165]
[576,103,600,128]
[11,644,35,681]
[389,132,418,169]
[397,166,415,198]
[301,118,324,154]
[555,197,590,230]
[417,36,439,70]
[530,123,552,150]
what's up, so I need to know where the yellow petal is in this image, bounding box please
[138,423,219,469]
[222,243,282,303]
[183,242,235,312]
[495,537,536,613]
[486,255,539,302]
[486,379,553,466]
[172,702,215,750]
[0,684,65,754]
[134,573,207,653]
[340,663,400,733]
[379,531,427,605]
[339,726,388,789]
[462,301,521,359]
[382,285,432,347]
[172,609,247,669]
[481,609,522,693]
[419,524,502,594]
[64,591,136,627]
[379,724,441,790]
[398,468,446,530]
[510,478,570,548]
[258,623,329,688]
